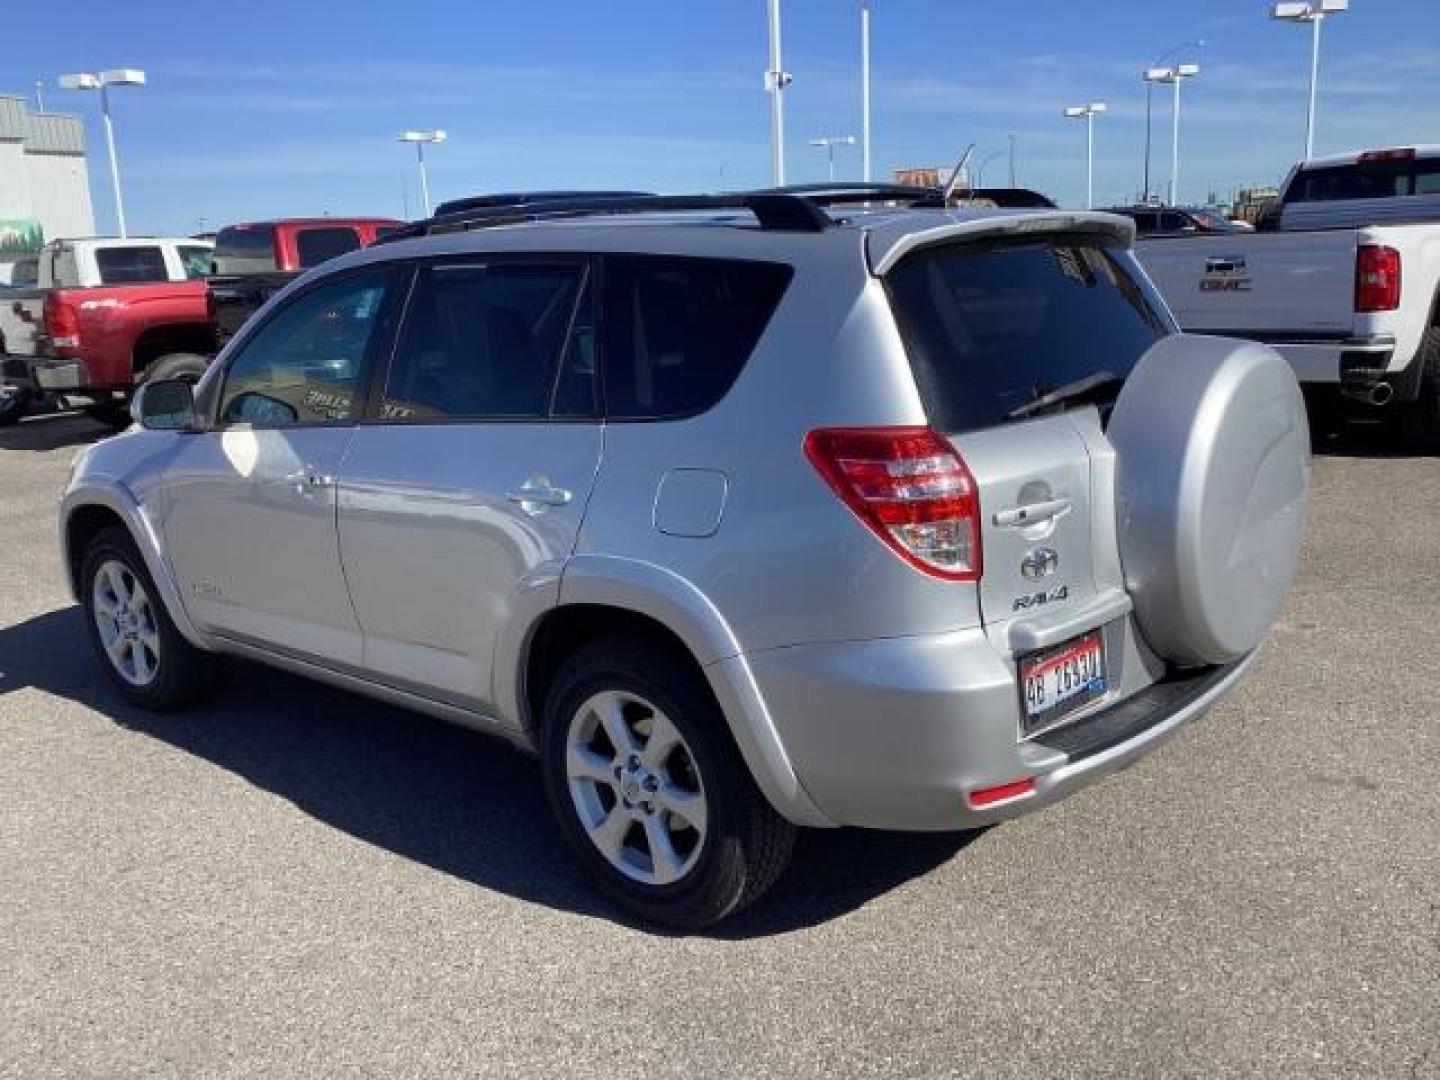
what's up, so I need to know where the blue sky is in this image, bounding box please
[11,0,1439,234]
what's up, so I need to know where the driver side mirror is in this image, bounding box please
[131,378,198,431]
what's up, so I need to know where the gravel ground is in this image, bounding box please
[1,412,1436,1079]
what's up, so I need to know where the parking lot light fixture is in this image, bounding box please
[1272,0,1349,160]
[1144,63,1200,205]
[809,135,857,183]
[58,68,146,238]
[397,130,447,217]
[1064,103,1107,209]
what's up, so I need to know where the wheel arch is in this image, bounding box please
[61,486,208,649]
[501,555,834,828]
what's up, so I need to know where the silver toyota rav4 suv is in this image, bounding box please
[61,190,1309,928]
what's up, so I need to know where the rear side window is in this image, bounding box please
[95,246,168,284]
[295,227,362,269]
[178,245,212,279]
[886,239,1169,433]
[213,227,277,274]
[379,261,592,421]
[601,255,792,419]
[9,256,37,287]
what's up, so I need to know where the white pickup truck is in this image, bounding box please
[1135,146,1440,450]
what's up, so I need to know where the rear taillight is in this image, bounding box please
[43,292,81,352]
[1355,245,1401,313]
[804,426,982,581]
[1357,148,1416,164]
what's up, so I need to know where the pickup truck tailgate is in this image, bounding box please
[1135,231,1357,336]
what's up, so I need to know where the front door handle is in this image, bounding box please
[506,478,572,512]
[993,496,1071,528]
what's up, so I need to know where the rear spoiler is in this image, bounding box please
[868,212,1137,275]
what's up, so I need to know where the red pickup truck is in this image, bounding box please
[0,237,216,425]
[208,218,400,345]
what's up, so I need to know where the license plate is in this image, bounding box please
[1018,631,1106,736]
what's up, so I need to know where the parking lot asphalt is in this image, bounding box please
[1,411,1437,1079]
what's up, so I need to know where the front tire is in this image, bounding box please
[79,527,216,710]
[540,634,795,930]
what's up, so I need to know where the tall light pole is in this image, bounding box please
[1272,0,1349,160]
[765,0,793,186]
[860,0,873,182]
[58,69,145,238]
[1064,103,1107,209]
[397,130,447,217]
[1143,40,1202,202]
[810,135,857,182]
[1145,63,1199,206]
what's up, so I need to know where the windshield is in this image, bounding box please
[885,237,1170,433]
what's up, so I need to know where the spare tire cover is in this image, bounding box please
[1108,334,1309,666]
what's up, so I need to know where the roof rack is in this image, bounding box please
[432,190,654,219]
[379,191,835,242]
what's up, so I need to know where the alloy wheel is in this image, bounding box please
[91,559,161,688]
[565,689,709,886]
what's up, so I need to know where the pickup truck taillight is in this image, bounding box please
[804,426,982,581]
[42,292,82,353]
[1355,245,1401,313]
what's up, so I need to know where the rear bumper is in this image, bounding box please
[0,353,92,392]
[743,623,1255,831]
[1263,335,1395,385]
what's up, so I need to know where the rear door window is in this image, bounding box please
[295,227,362,268]
[600,255,792,419]
[378,261,592,421]
[213,227,278,274]
[177,245,213,279]
[95,246,169,284]
[885,239,1169,433]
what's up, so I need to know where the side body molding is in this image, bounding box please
[500,553,835,828]
[60,482,210,650]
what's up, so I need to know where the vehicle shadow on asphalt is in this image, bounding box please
[0,606,978,938]
[0,411,111,453]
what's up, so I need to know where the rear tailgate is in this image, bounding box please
[1135,231,1357,336]
[881,230,1168,639]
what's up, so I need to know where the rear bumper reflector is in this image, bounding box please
[967,777,1036,809]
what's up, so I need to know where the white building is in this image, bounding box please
[0,95,95,280]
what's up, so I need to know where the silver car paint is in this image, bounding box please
[62,206,1303,834]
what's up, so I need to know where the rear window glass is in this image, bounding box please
[601,255,792,419]
[213,227,277,274]
[886,239,1169,433]
[95,246,169,285]
[295,227,362,268]
[1289,160,1440,202]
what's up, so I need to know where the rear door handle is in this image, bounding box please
[993,496,1071,528]
[506,479,572,512]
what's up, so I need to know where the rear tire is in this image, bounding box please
[143,352,211,385]
[1398,327,1440,454]
[79,526,216,710]
[540,633,795,930]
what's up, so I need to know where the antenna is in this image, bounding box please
[942,144,977,202]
